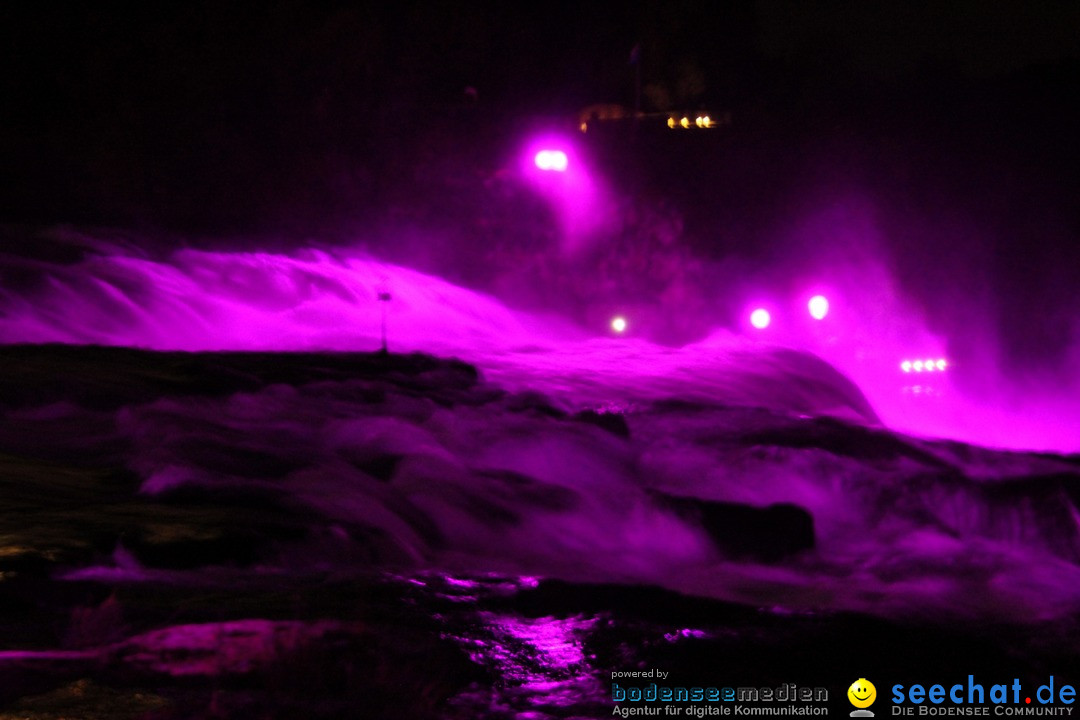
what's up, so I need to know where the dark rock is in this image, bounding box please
[0,550,55,578]
[572,409,630,438]
[502,390,566,418]
[649,491,814,561]
[0,345,482,412]
[740,416,949,467]
[358,453,403,482]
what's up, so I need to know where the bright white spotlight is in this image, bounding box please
[611,316,627,333]
[936,359,947,371]
[808,295,829,320]
[534,149,568,172]
[913,360,924,372]
[750,308,771,329]
[901,360,912,373]
[925,359,936,372]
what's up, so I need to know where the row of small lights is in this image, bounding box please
[668,116,714,129]
[579,116,715,133]
[902,359,948,373]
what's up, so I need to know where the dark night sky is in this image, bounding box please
[3,2,1079,222]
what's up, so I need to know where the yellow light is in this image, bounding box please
[695,116,703,127]
[667,117,675,129]
[580,122,587,133]
[680,116,689,128]
[702,115,711,127]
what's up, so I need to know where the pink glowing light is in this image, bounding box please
[611,316,627,333]
[534,149,568,172]
[520,136,609,250]
[750,308,771,330]
[808,295,829,320]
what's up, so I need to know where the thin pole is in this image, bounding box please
[632,43,642,134]
[377,291,392,353]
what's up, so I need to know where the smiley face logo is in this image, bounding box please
[848,678,877,709]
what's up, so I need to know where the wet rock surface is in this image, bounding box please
[0,346,1077,718]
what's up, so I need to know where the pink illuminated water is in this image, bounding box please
[0,241,1076,452]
